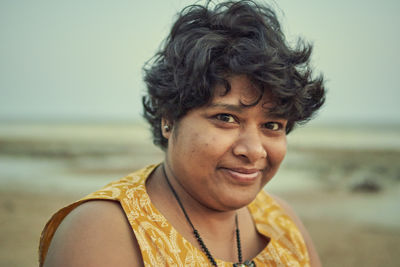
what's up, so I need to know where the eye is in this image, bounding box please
[215,113,236,123]
[264,122,282,131]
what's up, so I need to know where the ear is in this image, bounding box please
[161,118,172,139]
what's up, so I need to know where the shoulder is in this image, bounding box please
[269,194,322,267]
[43,200,143,267]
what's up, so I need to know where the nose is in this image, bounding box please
[232,126,267,163]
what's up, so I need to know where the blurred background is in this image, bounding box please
[1,0,399,266]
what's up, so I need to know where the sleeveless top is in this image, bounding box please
[39,164,310,266]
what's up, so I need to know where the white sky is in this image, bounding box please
[1,0,399,124]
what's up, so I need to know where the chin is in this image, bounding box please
[218,190,259,211]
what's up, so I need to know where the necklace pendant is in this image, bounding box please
[233,260,256,267]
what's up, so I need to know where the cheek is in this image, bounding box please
[268,139,287,166]
[188,132,201,154]
[185,132,232,163]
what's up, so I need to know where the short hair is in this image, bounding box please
[142,0,325,149]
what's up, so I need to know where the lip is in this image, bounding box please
[222,167,261,183]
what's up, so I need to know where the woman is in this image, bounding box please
[40,1,325,266]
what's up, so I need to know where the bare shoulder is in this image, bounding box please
[269,194,322,267]
[43,200,143,267]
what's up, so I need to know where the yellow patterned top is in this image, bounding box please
[39,164,310,266]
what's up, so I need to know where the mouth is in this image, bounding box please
[221,167,261,184]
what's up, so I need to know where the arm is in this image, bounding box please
[271,195,322,267]
[43,200,143,267]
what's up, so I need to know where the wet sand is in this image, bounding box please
[1,123,399,267]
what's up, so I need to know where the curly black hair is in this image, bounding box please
[142,0,325,149]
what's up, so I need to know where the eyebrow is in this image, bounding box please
[207,103,244,113]
[207,102,284,120]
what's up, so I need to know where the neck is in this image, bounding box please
[166,160,237,217]
[162,162,244,265]
[147,162,258,264]
[162,160,238,230]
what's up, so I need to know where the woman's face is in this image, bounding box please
[164,75,287,211]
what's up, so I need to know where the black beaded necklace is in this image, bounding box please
[162,164,256,267]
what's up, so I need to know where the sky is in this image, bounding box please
[1,0,399,124]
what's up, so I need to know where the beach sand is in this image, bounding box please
[1,123,399,266]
